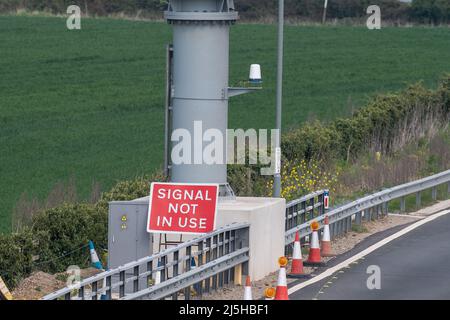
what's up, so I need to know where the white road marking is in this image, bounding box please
[288,209,450,295]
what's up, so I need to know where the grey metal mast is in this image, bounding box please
[164,0,259,198]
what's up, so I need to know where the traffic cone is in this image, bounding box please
[264,287,276,300]
[190,257,197,270]
[88,241,108,300]
[321,216,335,257]
[89,240,104,270]
[243,276,252,300]
[304,221,326,267]
[288,231,309,278]
[274,257,289,300]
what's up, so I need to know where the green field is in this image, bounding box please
[1,15,449,233]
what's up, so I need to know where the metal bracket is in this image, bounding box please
[228,87,262,98]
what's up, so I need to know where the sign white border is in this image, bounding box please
[146,182,219,235]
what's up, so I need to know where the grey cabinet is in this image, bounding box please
[108,197,152,269]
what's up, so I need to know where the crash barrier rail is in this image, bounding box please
[285,190,327,232]
[285,169,450,251]
[42,223,250,300]
[284,189,328,255]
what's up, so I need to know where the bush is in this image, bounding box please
[0,228,36,289]
[268,159,340,201]
[0,170,166,289]
[1,0,448,25]
[227,164,270,197]
[233,75,450,201]
[281,75,450,165]
[31,203,107,273]
[411,0,450,25]
[282,121,342,163]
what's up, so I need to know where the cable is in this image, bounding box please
[33,244,90,266]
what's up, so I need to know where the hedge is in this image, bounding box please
[226,75,450,197]
[0,228,36,288]
[282,75,450,164]
[1,0,449,25]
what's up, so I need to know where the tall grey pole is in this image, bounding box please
[273,0,284,198]
[322,0,328,24]
[163,44,171,178]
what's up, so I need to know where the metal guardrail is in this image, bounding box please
[42,223,250,300]
[285,169,450,247]
[284,189,327,255]
[285,190,327,232]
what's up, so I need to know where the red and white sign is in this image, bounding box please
[147,182,219,235]
[324,191,330,209]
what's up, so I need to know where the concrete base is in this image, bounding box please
[153,196,286,282]
[114,196,286,282]
[215,197,286,281]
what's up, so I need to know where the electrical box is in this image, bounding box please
[108,197,152,269]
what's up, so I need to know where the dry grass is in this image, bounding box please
[11,177,102,232]
[369,95,450,157]
[339,130,450,197]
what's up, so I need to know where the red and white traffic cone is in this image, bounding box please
[304,221,326,267]
[288,231,309,278]
[321,216,335,257]
[243,276,252,300]
[275,257,289,300]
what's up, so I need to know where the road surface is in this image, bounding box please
[290,211,450,300]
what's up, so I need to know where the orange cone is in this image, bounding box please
[275,257,289,300]
[243,276,252,300]
[304,221,326,267]
[321,216,335,257]
[288,231,309,278]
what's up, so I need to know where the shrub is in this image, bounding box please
[282,121,342,163]
[31,203,107,273]
[265,159,340,201]
[2,0,448,25]
[0,228,36,289]
[32,170,166,274]
[411,0,450,25]
[227,164,270,197]
[0,170,166,288]
[96,171,166,210]
[281,76,450,165]
[236,75,450,201]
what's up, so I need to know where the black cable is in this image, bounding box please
[33,244,89,266]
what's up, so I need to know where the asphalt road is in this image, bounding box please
[290,212,450,300]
